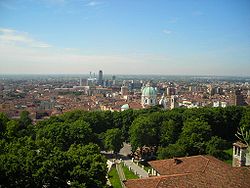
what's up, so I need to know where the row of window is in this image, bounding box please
[144,99,156,104]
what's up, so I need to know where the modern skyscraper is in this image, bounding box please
[112,75,116,85]
[98,70,103,86]
[79,77,82,86]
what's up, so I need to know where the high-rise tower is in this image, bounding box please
[98,70,103,86]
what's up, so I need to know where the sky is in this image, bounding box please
[0,0,250,76]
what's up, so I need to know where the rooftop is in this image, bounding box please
[233,141,248,148]
[124,155,250,188]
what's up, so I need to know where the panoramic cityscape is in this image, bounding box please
[0,0,250,188]
[0,72,250,119]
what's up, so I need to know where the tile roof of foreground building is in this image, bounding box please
[124,155,250,188]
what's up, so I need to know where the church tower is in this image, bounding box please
[170,95,178,109]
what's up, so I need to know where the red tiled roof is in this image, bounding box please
[148,155,210,175]
[128,101,143,109]
[124,155,250,188]
[123,175,162,188]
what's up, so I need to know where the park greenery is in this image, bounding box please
[108,167,122,188]
[0,106,249,187]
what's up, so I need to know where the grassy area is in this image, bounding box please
[224,148,233,165]
[108,166,122,188]
[122,164,139,179]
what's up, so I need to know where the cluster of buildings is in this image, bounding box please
[1,74,250,187]
[0,73,249,120]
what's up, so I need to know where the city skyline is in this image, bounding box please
[0,0,250,76]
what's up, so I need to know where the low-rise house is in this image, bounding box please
[124,154,250,188]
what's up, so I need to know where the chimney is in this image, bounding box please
[174,158,182,165]
[232,141,249,167]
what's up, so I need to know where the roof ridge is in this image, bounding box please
[201,156,210,173]
[149,155,203,164]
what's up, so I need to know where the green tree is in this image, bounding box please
[157,144,186,159]
[104,128,123,154]
[114,109,135,141]
[66,144,107,187]
[0,113,9,138]
[236,126,250,146]
[5,120,19,138]
[206,136,230,160]
[0,139,107,187]
[19,111,32,130]
[240,108,250,131]
[160,119,181,147]
[178,119,212,155]
[36,120,94,151]
[129,116,158,151]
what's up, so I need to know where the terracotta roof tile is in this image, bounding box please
[124,155,250,188]
[148,155,212,175]
[123,175,162,188]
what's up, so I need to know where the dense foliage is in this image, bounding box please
[0,112,107,187]
[129,106,249,160]
[0,106,249,187]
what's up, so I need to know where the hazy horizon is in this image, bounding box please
[0,0,250,76]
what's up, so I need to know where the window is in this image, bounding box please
[234,146,241,156]
[237,147,240,156]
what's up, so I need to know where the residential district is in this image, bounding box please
[0,70,250,121]
[0,71,249,121]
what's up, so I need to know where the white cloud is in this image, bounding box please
[0,38,172,74]
[0,28,52,48]
[1,28,247,76]
[163,29,172,34]
[86,1,102,7]
[0,28,15,34]
[1,40,249,76]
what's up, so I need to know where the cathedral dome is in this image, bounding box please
[142,86,157,97]
[141,85,157,108]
